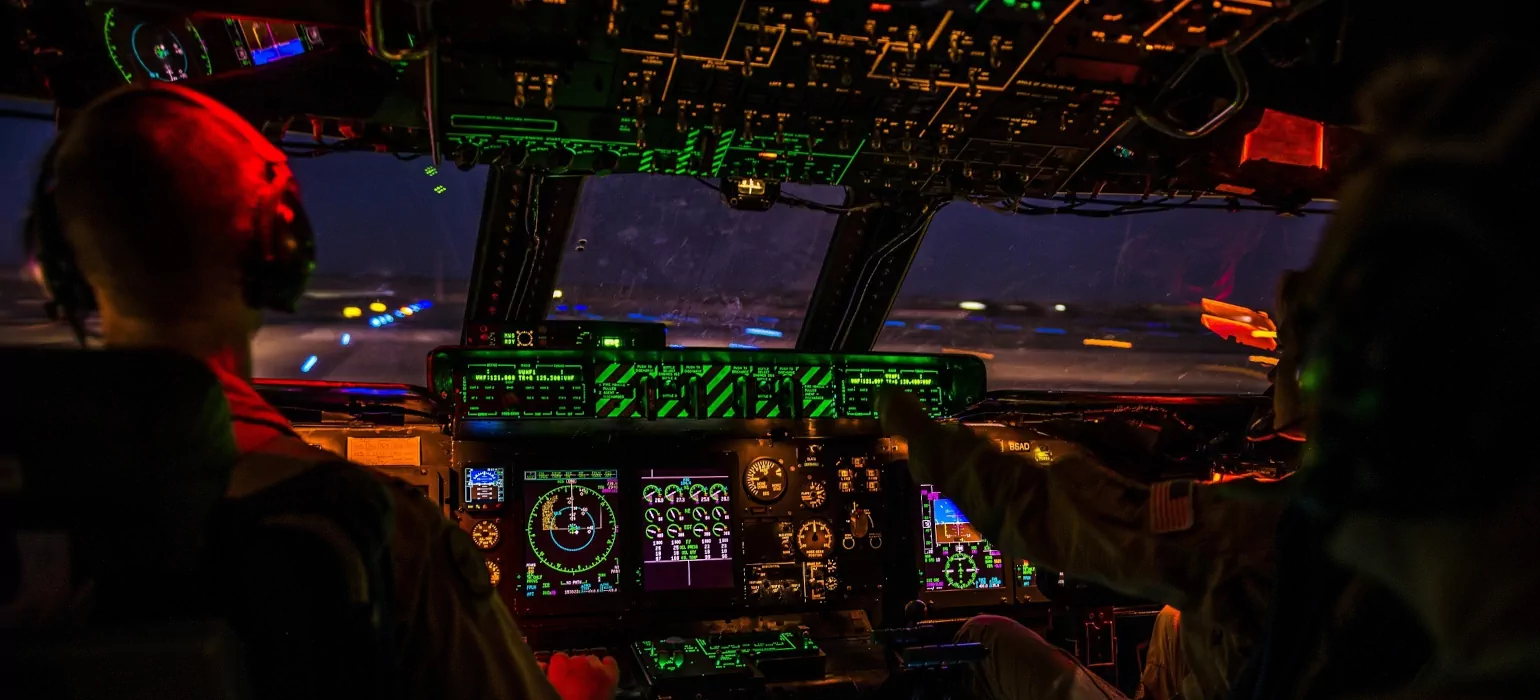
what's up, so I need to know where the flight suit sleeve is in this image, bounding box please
[904,416,1280,643]
[389,489,561,700]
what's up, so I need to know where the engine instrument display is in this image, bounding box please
[470,520,500,550]
[523,469,621,597]
[641,468,734,591]
[919,485,1007,598]
[438,348,986,421]
[464,467,506,513]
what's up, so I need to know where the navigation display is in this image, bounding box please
[918,485,1007,596]
[437,348,987,421]
[464,467,505,513]
[641,468,734,591]
[522,470,622,597]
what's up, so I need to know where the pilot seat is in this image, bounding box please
[0,348,393,700]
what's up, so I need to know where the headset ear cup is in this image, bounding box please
[242,187,315,313]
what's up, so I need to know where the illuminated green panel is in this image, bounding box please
[701,363,751,418]
[653,361,706,418]
[633,632,820,677]
[798,365,838,418]
[842,368,943,418]
[462,362,585,418]
[438,349,988,421]
[594,361,648,418]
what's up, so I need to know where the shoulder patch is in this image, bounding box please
[445,527,496,599]
[1149,479,1195,534]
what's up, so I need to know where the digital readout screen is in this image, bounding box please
[640,468,734,591]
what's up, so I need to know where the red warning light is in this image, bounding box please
[1241,109,1325,170]
[869,2,892,11]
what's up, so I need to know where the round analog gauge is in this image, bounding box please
[525,483,618,575]
[744,458,788,503]
[797,519,833,559]
[643,485,662,503]
[470,520,500,550]
[800,480,828,509]
[485,559,501,587]
[101,8,214,84]
[708,483,730,502]
[689,483,708,502]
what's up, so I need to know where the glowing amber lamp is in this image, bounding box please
[1241,109,1325,169]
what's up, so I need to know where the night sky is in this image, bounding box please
[1,100,1328,311]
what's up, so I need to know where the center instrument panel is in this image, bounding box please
[433,347,991,626]
[274,344,1284,693]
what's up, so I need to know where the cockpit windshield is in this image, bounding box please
[548,175,844,349]
[875,199,1327,393]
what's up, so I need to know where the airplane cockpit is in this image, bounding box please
[1,0,1415,697]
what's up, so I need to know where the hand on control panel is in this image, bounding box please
[542,651,620,700]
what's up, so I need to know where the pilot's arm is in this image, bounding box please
[390,489,564,700]
[882,392,1280,642]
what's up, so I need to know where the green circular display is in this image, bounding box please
[525,484,617,575]
[101,8,212,84]
[944,552,980,589]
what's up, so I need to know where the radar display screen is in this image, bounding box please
[522,470,621,597]
[464,362,587,418]
[641,468,734,591]
[918,485,1007,596]
[840,368,944,418]
[464,467,505,512]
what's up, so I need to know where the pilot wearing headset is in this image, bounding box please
[875,268,1333,700]
[1284,41,1540,700]
[23,83,617,700]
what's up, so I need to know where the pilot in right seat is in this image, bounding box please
[24,82,618,700]
[878,262,1429,700]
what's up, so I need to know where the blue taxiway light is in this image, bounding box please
[301,355,318,373]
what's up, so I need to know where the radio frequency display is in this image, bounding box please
[840,368,944,418]
[523,469,621,597]
[464,362,586,418]
[641,468,734,591]
[918,485,1007,593]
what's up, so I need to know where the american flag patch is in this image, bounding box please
[1149,480,1195,534]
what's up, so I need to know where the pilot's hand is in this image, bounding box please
[877,388,935,438]
[545,651,620,700]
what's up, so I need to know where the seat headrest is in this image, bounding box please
[0,348,239,623]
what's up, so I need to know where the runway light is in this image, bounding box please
[417,300,433,310]
[369,301,388,313]
[959,301,987,311]
[552,289,564,299]
[340,333,352,346]
[1083,338,1133,349]
[370,318,382,328]
[394,310,405,318]
[1053,304,1067,312]
[728,343,759,350]
[342,306,362,318]
[399,307,413,316]
[745,327,783,338]
[301,355,318,373]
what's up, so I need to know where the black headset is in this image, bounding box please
[25,82,316,338]
[1292,44,1540,521]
